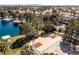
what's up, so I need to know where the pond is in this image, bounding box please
[0,20,21,38]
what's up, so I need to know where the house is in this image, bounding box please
[55,24,66,32]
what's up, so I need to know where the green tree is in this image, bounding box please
[63,19,79,53]
[50,13,59,25]
[22,22,33,35]
[0,41,8,55]
[32,17,44,35]
[20,43,36,55]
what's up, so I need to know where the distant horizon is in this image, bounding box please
[0,4,79,7]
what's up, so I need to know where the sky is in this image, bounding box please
[0,0,79,5]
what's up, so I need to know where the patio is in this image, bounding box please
[29,34,63,54]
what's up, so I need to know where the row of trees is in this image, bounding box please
[63,19,79,54]
[22,11,60,36]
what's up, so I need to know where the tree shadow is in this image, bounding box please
[59,42,73,54]
[10,33,38,49]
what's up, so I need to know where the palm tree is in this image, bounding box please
[0,41,8,55]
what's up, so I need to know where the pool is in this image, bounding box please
[0,20,21,37]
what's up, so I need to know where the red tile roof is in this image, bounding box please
[33,42,42,48]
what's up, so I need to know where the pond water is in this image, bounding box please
[0,20,21,37]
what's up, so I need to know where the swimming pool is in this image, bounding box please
[0,20,21,37]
